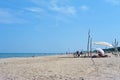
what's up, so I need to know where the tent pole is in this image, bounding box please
[87,30,90,57]
[90,37,92,57]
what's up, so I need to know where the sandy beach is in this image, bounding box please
[0,54,120,80]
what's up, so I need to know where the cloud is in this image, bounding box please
[29,0,90,24]
[50,0,77,16]
[0,8,26,24]
[50,5,76,15]
[30,0,76,16]
[48,0,78,24]
[80,5,89,11]
[106,0,120,5]
[25,7,44,13]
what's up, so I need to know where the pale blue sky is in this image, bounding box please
[0,0,120,53]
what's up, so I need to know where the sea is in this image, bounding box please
[0,53,65,58]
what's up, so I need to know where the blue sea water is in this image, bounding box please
[0,53,65,58]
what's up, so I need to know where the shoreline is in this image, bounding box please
[0,53,65,59]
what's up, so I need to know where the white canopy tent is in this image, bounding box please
[93,42,113,47]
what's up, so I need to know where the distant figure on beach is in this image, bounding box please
[80,51,83,55]
[73,51,84,58]
[98,51,104,57]
[92,48,110,58]
[73,51,79,58]
[76,51,80,56]
[96,48,105,57]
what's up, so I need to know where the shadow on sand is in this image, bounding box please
[57,55,92,59]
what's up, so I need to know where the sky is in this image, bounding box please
[0,0,120,53]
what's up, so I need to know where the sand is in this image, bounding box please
[0,54,120,80]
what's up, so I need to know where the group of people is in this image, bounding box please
[73,51,83,58]
[67,48,110,58]
[73,49,109,58]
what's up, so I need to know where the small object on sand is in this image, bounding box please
[79,77,84,80]
[32,55,35,57]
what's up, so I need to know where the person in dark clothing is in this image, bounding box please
[76,51,80,57]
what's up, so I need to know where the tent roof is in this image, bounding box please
[93,42,113,47]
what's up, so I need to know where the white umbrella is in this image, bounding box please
[96,48,105,55]
[93,42,113,47]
